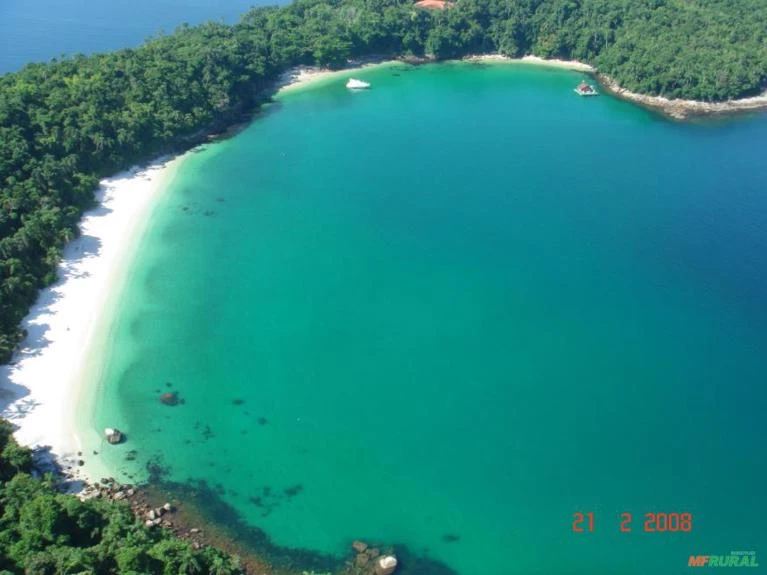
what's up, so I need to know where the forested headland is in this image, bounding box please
[1,0,766,363]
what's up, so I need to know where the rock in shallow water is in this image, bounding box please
[104,428,123,444]
[159,392,179,406]
[375,555,398,575]
[356,553,370,567]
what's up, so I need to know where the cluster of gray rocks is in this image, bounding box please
[344,540,398,575]
[80,478,206,549]
[142,501,173,527]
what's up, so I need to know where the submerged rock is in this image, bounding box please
[352,540,369,553]
[442,533,460,543]
[283,484,303,497]
[159,392,179,406]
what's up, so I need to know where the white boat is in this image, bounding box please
[346,78,370,90]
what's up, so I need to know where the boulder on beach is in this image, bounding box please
[375,555,398,575]
[159,392,179,406]
[104,428,124,444]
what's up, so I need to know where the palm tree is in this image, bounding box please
[177,548,202,575]
[208,555,235,575]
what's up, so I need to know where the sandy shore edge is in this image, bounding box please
[275,59,404,95]
[274,55,593,95]
[0,155,186,487]
[464,53,596,72]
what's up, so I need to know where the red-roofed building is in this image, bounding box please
[415,0,453,9]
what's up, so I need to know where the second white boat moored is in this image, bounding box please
[346,78,370,89]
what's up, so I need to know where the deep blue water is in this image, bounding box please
[0,0,284,75]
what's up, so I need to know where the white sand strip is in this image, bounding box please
[275,55,594,97]
[464,53,596,72]
[0,155,185,485]
[276,60,403,95]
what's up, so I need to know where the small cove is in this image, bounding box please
[88,62,767,575]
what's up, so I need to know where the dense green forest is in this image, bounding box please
[1,0,766,361]
[0,420,244,574]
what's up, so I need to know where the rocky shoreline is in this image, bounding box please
[80,479,213,552]
[74,475,406,575]
[596,74,767,120]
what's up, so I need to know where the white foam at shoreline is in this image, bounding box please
[0,155,185,486]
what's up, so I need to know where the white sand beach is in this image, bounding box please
[276,60,403,94]
[464,53,596,73]
[276,54,596,98]
[0,156,185,485]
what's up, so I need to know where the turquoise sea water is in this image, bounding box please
[92,63,767,574]
[0,0,282,75]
